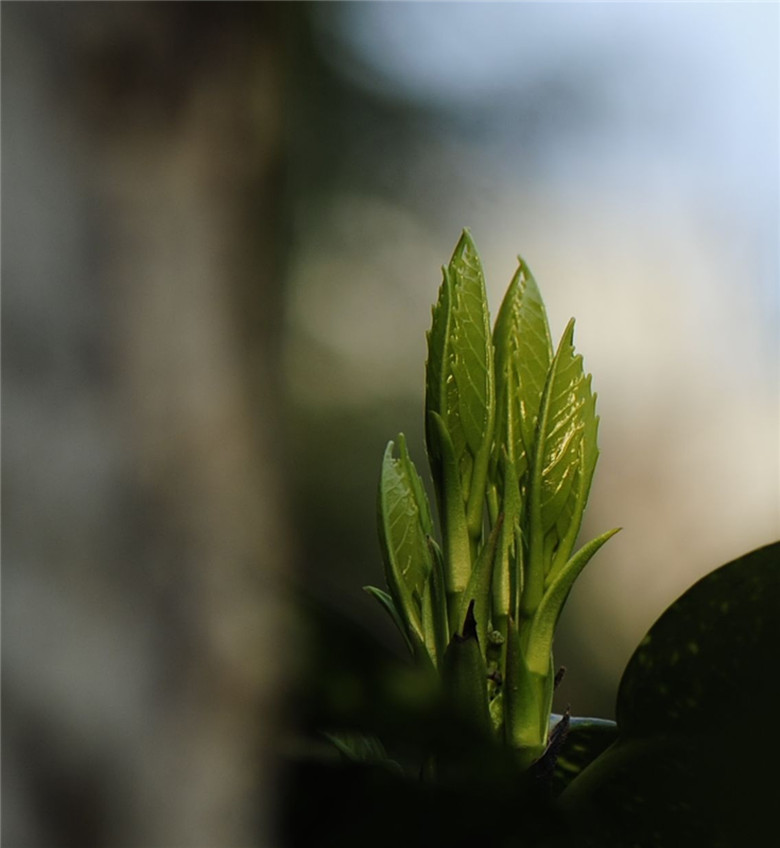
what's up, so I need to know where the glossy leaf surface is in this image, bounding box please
[447,232,494,460]
[523,320,598,617]
[425,230,494,531]
[493,257,552,481]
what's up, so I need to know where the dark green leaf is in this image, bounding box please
[442,601,492,737]
[559,542,780,845]
[616,540,780,737]
[550,716,618,795]
[323,732,403,776]
[559,733,775,847]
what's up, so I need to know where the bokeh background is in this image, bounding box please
[4,3,778,847]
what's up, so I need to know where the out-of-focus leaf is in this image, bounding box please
[493,257,552,483]
[550,716,618,795]
[616,540,780,737]
[559,542,780,845]
[378,437,434,647]
[324,732,404,776]
[560,733,773,847]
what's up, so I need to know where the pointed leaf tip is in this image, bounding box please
[461,598,477,641]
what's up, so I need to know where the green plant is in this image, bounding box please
[286,231,779,848]
[369,229,618,769]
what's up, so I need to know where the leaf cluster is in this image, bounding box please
[371,230,617,765]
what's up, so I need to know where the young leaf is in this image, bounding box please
[548,387,599,582]
[493,257,553,483]
[448,232,494,459]
[421,540,449,667]
[442,601,492,736]
[492,452,521,636]
[524,528,620,676]
[377,436,434,647]
[427,411,472,610]
[426,260,455,465]
[524,319,594,616]
[456,515,503,654]
[425,230,495,537]
[399,432,434,538]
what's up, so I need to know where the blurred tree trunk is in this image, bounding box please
[3,5,292,847]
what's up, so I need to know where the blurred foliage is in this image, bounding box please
[283,543,780,846]
[561,541,780,845]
